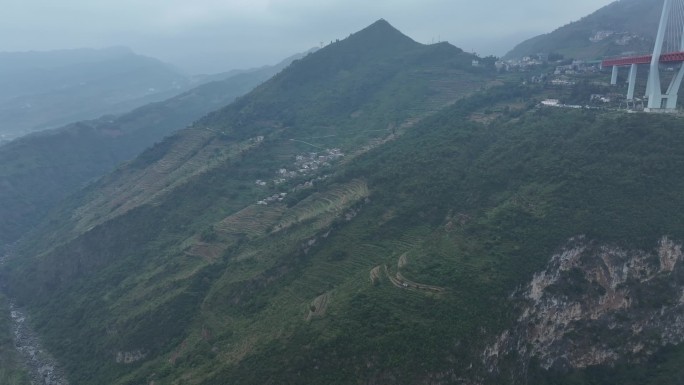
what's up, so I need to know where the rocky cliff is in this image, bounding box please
[484,236,684,377]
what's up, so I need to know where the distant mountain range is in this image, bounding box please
[506,0,662,60]
[0,50,308,247]
[0,47,193,140]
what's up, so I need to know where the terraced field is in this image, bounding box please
[183,180,370,264]
[216,205,287,238]
[383,265,446,293]
[306,292,332,321]
[369,265,382,285]
[185,242,225,262]
[71,129,262,233]
[274,179,369,232]
[401,67,485,118]
[368,247,448,294]
[425,69,484,109]
[397,253,408,268]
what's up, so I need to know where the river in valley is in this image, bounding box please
[2,245,69,385]
[10,304,69,385]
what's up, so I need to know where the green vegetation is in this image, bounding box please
[506,0,661,60]
[0,53,300,247]
[1,20,498,384]
[528,344,684,385]
[4,18,684,385]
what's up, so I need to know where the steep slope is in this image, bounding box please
[506,0,662,60]
[19,20,489,251]
[0,52,304,247]
[485,236,684,383]
[7,18,684,385]
[0,47,194,140]
[10,78,684,384]
[1,20,496,384]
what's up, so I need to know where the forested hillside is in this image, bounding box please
[0,52,304,247]
[4,19,684,385]
[506,0,661,60]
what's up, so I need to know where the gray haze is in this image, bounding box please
[1,0,616,74]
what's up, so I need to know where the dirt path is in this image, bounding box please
[378,263,446,294]
[395,271,446,293]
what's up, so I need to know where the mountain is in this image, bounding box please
[506,0,663,60]
[191,49,317,86]
[6,18,684,385]
[1,19,498,384]
[0,47,191,141]
[0,51,308,248]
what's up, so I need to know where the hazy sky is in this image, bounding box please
[1,0,616,74]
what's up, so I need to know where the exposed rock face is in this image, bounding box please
[10,304,69,385]
[484,236,684,375]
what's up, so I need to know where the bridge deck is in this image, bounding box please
[602,51,684,67]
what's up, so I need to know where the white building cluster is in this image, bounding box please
[255,148,344,205]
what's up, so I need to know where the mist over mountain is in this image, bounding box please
[506,0,662,60]
[0,47,191,141]
[0,50,307,248]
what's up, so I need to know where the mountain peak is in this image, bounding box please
[349,19,417,47]
[366,18,394,30]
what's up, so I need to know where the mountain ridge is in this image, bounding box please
[0,47,193,140]
[0,51,307,247]
[17,19,487,255]
[2,20,498,384]
[6,16,684,385]
[505,0,662,60]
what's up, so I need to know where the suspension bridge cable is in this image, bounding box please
[673,0,684,52]
[672,0,679,52]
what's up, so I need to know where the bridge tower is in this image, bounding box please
[646,0,684,111]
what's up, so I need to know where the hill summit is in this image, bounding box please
[344,19,419,49]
